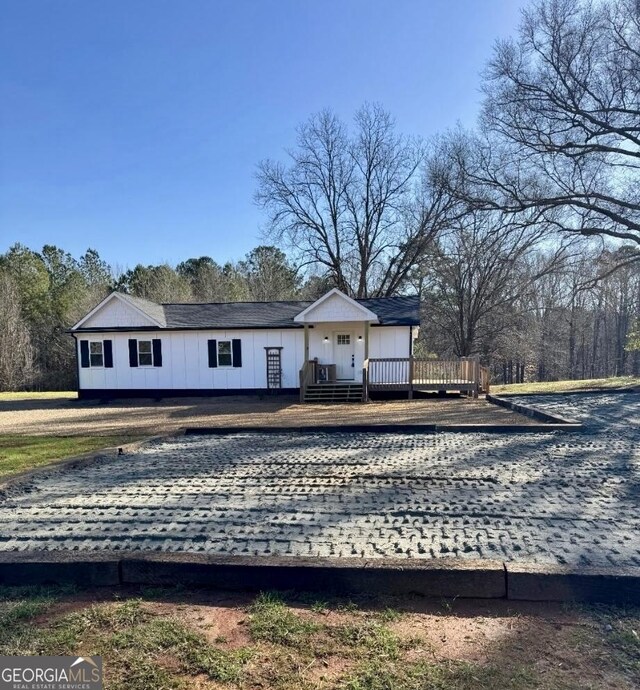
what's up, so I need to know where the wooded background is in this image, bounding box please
[1,0,638,391]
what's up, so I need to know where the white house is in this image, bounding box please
[70,288,420,401]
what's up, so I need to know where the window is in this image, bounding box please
[337,334,351,345]
[138,340,153,366]
[89,341,104,367]
[217,340,232,366]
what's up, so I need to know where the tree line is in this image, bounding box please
[1,0,638,390]
[0,244,309,390]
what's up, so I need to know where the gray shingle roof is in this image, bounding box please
[160,295,419,329]
[77,293,420,330]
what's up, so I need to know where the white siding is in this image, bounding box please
[77,329,304,391]
[301,292,371,322]
[82,299,157,329]
[307,324,411,383]
[76,325,411,391]
[369,326,412,359]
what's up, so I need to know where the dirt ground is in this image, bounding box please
[5,586,638,690]
[0,394,534,436]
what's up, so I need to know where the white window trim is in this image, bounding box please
[217,339,234,368]
[89,340,104,369]
[137,339,154,368]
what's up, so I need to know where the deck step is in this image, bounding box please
[303,383,364,403]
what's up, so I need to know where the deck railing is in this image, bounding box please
[300,356,491,402]
[365,357,490,399]
[299,360,316,402]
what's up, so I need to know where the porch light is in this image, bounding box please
[357,335,363,341]
[323,336,329,343]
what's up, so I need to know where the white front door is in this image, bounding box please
[333,331,355,380]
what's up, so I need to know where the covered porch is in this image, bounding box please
[300,355,490,402]
[294,289,381,402]
[293,288,485,403]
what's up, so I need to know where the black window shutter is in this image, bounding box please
[80,340,90,368]
[232,339,242,368]
[208,339,217,368]
[128,339,138,367]
[103,340,113,368]
[152,339,162,367]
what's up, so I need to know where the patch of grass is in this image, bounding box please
[311,599,329,614]
[0,391,76,401]
[2,595,254,690]
[0,585,71,642]
[107,656,183,690]
[0,434,141,478]
[341,659,537,690]
[336,600,360,614]
[491,376,639,395]
[332,621,404,660]
[248,592,321,648]
[375,607,402,623]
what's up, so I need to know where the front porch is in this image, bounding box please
[299,356,491,402]
[293,287,475,403]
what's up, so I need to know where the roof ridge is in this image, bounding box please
[162,299,312,306]
[161,294,419,307]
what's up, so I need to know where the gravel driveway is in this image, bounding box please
[1,393,638,569]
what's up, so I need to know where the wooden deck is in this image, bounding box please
[364,357,490,399]
[299,357,490,402]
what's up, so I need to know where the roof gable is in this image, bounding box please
[71,292,165,330]
[294,288,378,323]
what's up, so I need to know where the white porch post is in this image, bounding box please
[364,321,370,361]
[303,323,310,362]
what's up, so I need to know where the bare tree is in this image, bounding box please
[256,103,454,297]
[420,209,570,357]
[0,271,35,391]
[443,0,640,249]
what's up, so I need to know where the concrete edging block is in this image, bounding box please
[183,423,565,435]
[0,551,120,587]
[184,425,439,435]
[486,394,582,427]
[495,388,638,397]
[506,563,640,604]
[120,554,507,599]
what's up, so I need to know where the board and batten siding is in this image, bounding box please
[77,329,305,391]
[77,325,412,391]
[81,299,158,328]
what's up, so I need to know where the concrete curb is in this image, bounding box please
[486,394,582,427]
[121,553,506,599]
[183,423,568,435]
[0,431,186,493]
[0,552,639,603]
[505,563,640,604]
[492,388,638,397]
[0,551,120,587]
[0,552,504,599]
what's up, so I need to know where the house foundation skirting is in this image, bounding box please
[77,388,298,400]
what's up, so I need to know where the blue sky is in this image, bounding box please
[0,0,527,269]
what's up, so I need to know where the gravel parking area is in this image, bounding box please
[0,394,533,436]
[1,393,638,569]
